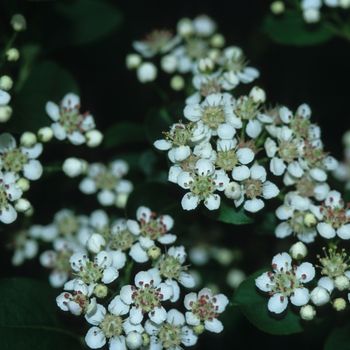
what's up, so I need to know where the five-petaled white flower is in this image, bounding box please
[255,252,315,314]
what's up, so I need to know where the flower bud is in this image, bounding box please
[0,89,11,105]
[177,18,194,38]
[310,286,330,306]
[20,131,37,148]
[11,14,27,31]
[87,233,106,253]
[289,241,308,260]
[270,1,285,14]
[340,0,350,8]
[198,57,214,73]
[93,284,108,298]
[342,130,350,147]
[126,331,143,350]
[193,324,205,335]
[85,129,103,147]
[142,333,150,346]
[0,105,12,122]
[170,75,184,91]
[115,193,129,209]
[14,198,31,212]
[227,268,246,289]
[212,247,234,266]
[160,55,177,73]
[304,212,317,227]
[334,275,350,291]
[24,205,34,217]
[37,126,54,142]
[6,48,20,61]
[333,297,346,311]
[137,62,157,83]
[126,53,142,69]
[193,14,217,37]
[210,33,225,48]
[147,246,161,260]
[62,157,86,178]
[208,48,221,62]
[303,8,320,23]
[224,181,242,199]
[17,177,30,191]
[249,86,266,103]
[300,305,316,321]
[0,76,13,91]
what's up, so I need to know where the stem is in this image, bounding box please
[0,32,18,65]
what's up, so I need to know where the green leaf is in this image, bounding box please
[0,278,83,350]
[104,121,147,149]
[263,13,334,46]
[233,269,312,335]
[53,0,123,47]
[324,322,350,350]
[8,60,79,135]
[206,201,253,225]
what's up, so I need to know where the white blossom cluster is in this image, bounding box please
[49,206,229,350]
[271,0,350,23]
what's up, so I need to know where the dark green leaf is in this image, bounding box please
[233,269,315,335]
[0,278,83,350]
[206,201,253,225]
[8,60,79,135]
[263,13,334,46]
[52,0,123,47]
[324,321,350,350]
[104,121,146,149]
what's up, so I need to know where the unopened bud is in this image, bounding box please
[0,89,11,106]
[340,0,350,8]
[115,193,129,209]
[87,233,106,253]
[137,62,157,83]
[177,18,194,38]
[126,53,142,69]
[334,275,350,291]
[20,131,37,148]
[227,268,245,289]
[11,14,26,31]
[270,1,285,14]
[303,8,320,23]
[210,33,225,48]
[85,129,103,147]
[17,178,30,191]
[289,241,308,260]
[6,48,20,61]
[93,284,108,298]
[126,331,143,350]
[249,86,266,103]
[304,212,317,227]
[300,305,316,321]
[224,181,242,199]
[161,55,178,73]
[0,76,13,91]
[198,57,214,73]
[0,105,12,122]
[170,75,184,91]
[310,286,330,306]
[62,157,86,178]
[14,198,31,212]
[37,126,54,142]
[147,246,161,260]
[333,297,347,311]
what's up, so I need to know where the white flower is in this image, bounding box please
[184,287,228,333]
[62,157,87,177]
[255,252,315,314]
[144,309,198,348]
[177,159,229,210]
[310,190,350,239]
[79,160,133,206]
[0,171,22,223]
[232,164,279,213]
[137,62,157,83]
[45,93,96,145]
[120,271,173,325]
[0,132,43,180]
[9,228,38,266]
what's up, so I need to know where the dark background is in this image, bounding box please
[1,1,350,349]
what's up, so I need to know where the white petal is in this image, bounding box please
[97,190,115,206]
[244,198,264,213]
[237,148,254,164]
[85,327,106,349]
[232,165,250,181]
[263,181,279,199]
[204,194,221,210]
[79,178,97,194]
[317,222,336,239]
[181,193,199,210]
[337,224,350,240]
[204,318,223,333]
[290,288,310,306]
[267,293,288,314]
[23,160,43,180]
